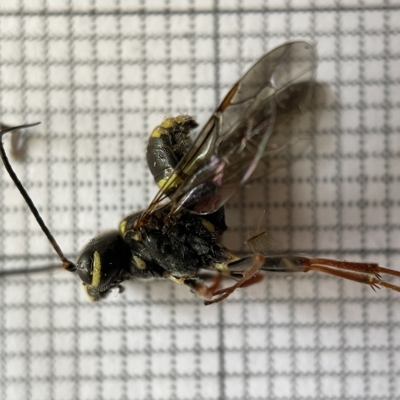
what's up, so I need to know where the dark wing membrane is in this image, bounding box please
[141,41,317,218]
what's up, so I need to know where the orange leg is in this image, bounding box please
[261,256,400,293]
[186,255,400,305]
[203,254,265,305]
[183,255,265,305]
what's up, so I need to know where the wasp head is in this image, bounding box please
[76,231,131,301]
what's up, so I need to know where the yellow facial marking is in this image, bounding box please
[91,251,102,287]
[201,219,215,233]
[133,256,147,270]
[119,219,127,236]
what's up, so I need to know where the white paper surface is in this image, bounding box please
[0,2,399,399]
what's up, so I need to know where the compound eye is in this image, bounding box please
[76,249,97,285]
[76,231,131,301]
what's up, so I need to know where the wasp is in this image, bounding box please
[1,41,400,304]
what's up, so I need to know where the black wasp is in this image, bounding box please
[1,41,400,304]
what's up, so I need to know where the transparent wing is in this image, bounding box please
[140,41,318,220]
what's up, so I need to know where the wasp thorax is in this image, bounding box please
[76,231,131,301]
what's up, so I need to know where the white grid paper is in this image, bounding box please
[0,2,400,400]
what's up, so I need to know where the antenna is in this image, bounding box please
[0,123,76,275]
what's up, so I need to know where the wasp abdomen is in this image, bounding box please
[146,115,198,190]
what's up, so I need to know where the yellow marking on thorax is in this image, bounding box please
[133,256,147,270]
[163,271,186,284]
[168,275,186,285]
[131,231,141,241]
[215,262,228,271]
[201,219,215,233]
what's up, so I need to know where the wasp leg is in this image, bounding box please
[260,256,400,293]
[183,275,222,301]
[198,254,265,305]
[236,272,264,287]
